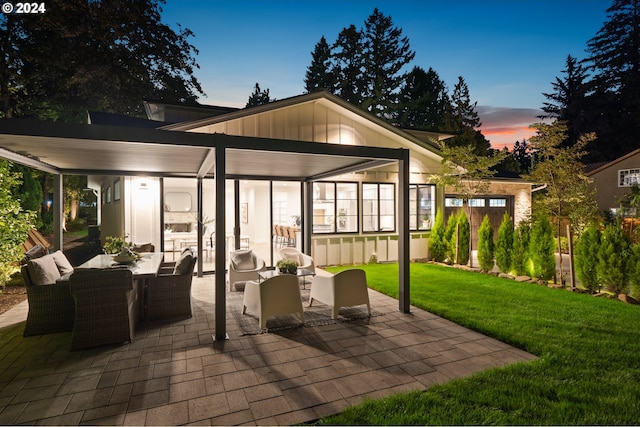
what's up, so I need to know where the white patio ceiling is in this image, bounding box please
[0,119,400,180]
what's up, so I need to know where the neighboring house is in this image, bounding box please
[91,91,533,269]
[586,148,640,215]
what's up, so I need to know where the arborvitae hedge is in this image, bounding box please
[428,210,446,262]
[477,214,495,272]
[530,216,555,281]
[495,212,514,274]
[512,220,531,276]
[574,224,601,293]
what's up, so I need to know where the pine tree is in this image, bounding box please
[477,215,495,272]
[360,8,415,118]
[304,36,336,93]
[529,215,556,281]
[428,209,446,262]
[540,55,590,150]
[495,212,514,274]
[583,0,640,161]
[574,224,602,293]
[332,24,365,106]
[448,77,491,155]
[395,66,450,130]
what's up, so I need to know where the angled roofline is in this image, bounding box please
[586,148,640,176]
[160,90,448,156]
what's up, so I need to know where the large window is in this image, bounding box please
[410,184,436,230]
[363,183,395,232]
[312,182,358,234]
[619,168,640,187]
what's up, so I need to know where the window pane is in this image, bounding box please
[445,198,463,207]
[418,185,435,229]
[313,182,335,233]
[469,198,485,207]
[336,183,358,232]
[489,198,506,207]
[362,184,378,232]
[409,186,417,230]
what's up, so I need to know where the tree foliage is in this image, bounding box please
[1,0,203,121]
[0,160,36,285]
[246,83,274,107]
[526,121,598,249]
[304,36,336,93]
[394,66,449,130]
[495,212,514,274]
[477,214,495,272]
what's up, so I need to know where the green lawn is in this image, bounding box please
[318,263,640,425]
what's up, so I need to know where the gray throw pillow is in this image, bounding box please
[27,255,61,285]
[50,250,74,275]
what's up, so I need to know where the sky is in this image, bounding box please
[160,1,610,149]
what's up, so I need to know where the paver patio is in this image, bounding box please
[0,273,536,425]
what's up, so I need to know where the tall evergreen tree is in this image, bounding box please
[583,0,640,161]
[360,8,415,118]
[332,24,365,106]
[448,76,491,155]
[540,55,590,150]
[495,212,515,274]
[395,66,449,130]
[304,36,336,94]
[0,0,203,121]
[477,215,495,272]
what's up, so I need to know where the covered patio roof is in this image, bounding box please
[0,118,411,340]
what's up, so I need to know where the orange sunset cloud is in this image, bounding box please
[477,106,546,150]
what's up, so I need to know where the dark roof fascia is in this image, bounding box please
[585,148,640,176]
[160,90,445,157]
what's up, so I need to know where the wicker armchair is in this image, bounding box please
[21,265,75,337]
[147,254,197,321]
[68,268,137,350]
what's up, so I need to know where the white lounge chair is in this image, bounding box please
[228,249,266,291]
[279,247,315,274]
[309,268,371,319]
[242,275,304,329]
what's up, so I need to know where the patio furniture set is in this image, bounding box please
[20,248,196,350]
[230,248,371,329]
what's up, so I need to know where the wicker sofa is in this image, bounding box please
[21,250,75,337]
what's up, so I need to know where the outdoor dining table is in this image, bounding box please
[76,252,165,321]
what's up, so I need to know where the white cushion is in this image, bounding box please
[50,250,74,275]
[231,249,255,270]
[281,251,302,265]
[173,251,194,275]
[27,255,61,285]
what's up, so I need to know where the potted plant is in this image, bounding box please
[276,259,299,274]
[103,235,140,263]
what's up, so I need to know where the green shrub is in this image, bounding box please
[597,224,633,295]
[530,215,555,281]
[0,160,36,286]
[455,210,470,265]
[477,214,495,272]
[428,210,447,262]
[443,212,457,263]
[632,243,640,298]
[574,224,601,293]
[495,212,514,274]
[512,220,531,276]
